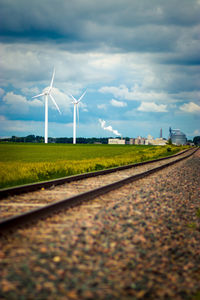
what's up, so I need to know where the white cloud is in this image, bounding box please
[2,89,75,116]
[99,84,175,103]
[0,43,121,89]
[79,101,88,112]
[0,115,6,121]
[97,104,107,110]
[0,88,5,97]
[137,102,168,112]
[194,129,200,135]
[3,92,43,114]
[179,102,200,114]
[21,87,40,95]
[0,115,72,136]
[110,99,127,107]
[0,115,43,133]
[50,88,72,114]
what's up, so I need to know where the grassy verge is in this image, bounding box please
[0,143,188,189]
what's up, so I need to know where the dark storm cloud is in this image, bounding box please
[1,0,200,56]
[162,54,200,66]
[0,0,200,103]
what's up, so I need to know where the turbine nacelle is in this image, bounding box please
[43,87,52,95]
[32,70,61,115]
[70,95,79,105]
[70,90,87,105]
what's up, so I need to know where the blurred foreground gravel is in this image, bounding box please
[0,150,200,300]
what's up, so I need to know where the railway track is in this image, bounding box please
[0,147,197,233]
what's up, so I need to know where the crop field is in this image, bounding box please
[0,143,188,189]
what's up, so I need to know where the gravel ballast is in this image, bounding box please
[0,150,200,300]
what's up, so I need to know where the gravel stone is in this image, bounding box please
[0,150,199,300]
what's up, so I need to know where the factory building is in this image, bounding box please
[108,127,186,146]
[134,136,146,145]
[145,138,168,146]
[145,135,167,146]
[108,138,126,144]
[169,127,187,145]
[129,138,135,145]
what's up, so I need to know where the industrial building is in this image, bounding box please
[129,138,135,145]
[108,127,187,146]
[108,138,126,144]
[169,127,187,145]
[145,135,168,146]
[134,136,146,145]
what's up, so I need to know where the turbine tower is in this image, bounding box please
[32,69,61,144]
[70,90,86,144]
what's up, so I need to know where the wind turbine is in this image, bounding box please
[70,90,86,144]
[32,69,61,144]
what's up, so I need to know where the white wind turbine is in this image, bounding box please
[32,69,61,144]
[70,90,86,144]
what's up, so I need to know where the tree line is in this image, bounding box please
[0,135,109,144]
[0,135,200,145]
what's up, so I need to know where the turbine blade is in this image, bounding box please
[49,94,61,114]
[70,94,77,103]
[50,68,55,89]
[77,90,87,103]
[32,93,45,99]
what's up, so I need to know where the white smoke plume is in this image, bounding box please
[99,119,121,136]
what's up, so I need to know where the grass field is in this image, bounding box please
[0,143,188,189]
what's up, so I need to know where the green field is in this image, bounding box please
[0,143,188,189]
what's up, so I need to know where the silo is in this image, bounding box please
[169,128,187,145]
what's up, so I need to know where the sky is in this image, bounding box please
[0,0,200,140]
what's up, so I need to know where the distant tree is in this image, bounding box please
[25,135,36,142]
[36,136,44,143]
[193,136,200,146]
[11,136,17,142]
[58,137,73,143]
[0,136,111,144]
[167,138,172,145]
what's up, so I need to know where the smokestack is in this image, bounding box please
[160,128,162,138]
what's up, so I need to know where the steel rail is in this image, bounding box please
[0,148,197,234]
[0,148,191,200]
